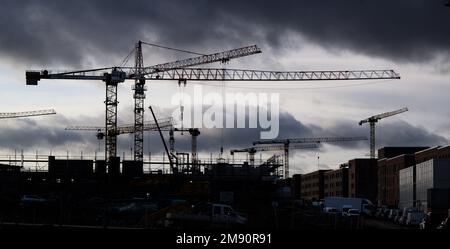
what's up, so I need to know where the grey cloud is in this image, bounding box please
[0,116,87,150]
[0,0,449,68]
[165,112,448,155]
[327,120,449,149]
[0,109,446,157]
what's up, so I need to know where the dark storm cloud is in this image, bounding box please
[0,0,449,67]
[0,116,87,150]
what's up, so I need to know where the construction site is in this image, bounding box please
[1,4,450,245]
[0,41,397,229]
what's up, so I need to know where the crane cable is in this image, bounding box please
[121,40,204,67]
[141,41,206,56]
[120,47,136,67]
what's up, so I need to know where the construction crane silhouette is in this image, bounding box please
[65,119,172,139]
[131,42,261,162]
[65,119,172,156]
[0,109,56,119]
[231,143,319,166]
[26,42,400,168]
[359,107,408,158]
[26,44,261,165]
[253,136,367,178]
[67,120,201,174]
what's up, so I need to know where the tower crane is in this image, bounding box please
[359,107,408,158]
[253,136,368,178]
[26,44,262,164]
[26,42,400,168]
[0,109,56,119]
[65,119,173,138]
[231,143,319,166]
[132,42,261,162]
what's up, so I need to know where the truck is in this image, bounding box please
[324,197,375,216]
[164,203,248,228]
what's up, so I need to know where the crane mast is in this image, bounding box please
[188,128,201,171]
[134,41,146,162]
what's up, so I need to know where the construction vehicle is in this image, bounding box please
[359,107,408,158]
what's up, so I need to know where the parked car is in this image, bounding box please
[419,214,428,229]
[421,212,449,229]
[398,215,407,225]
[382,209,392,219]
[437,218,449,229]
[399,207,418,225]
[394,211,403,224]
[324,197,374,216]
[323,207,339,214]
[406,211,425,226]
[388,209,399,220]
[375,208,383,218]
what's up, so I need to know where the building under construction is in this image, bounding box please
[0,153,284,229]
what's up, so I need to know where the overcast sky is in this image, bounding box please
[1,0,450,174]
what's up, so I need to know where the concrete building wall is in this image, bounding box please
[384,154,415,207]
[416,159,450,210]
[399,166,414,209]
[437,146,450,159]
[415,147,441,165]
[292,174,302,199]
[301,170,330,200]
[48,156,93,177]
[324,167,348,198]
[377,158,387,206]
[348,159,378,203]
